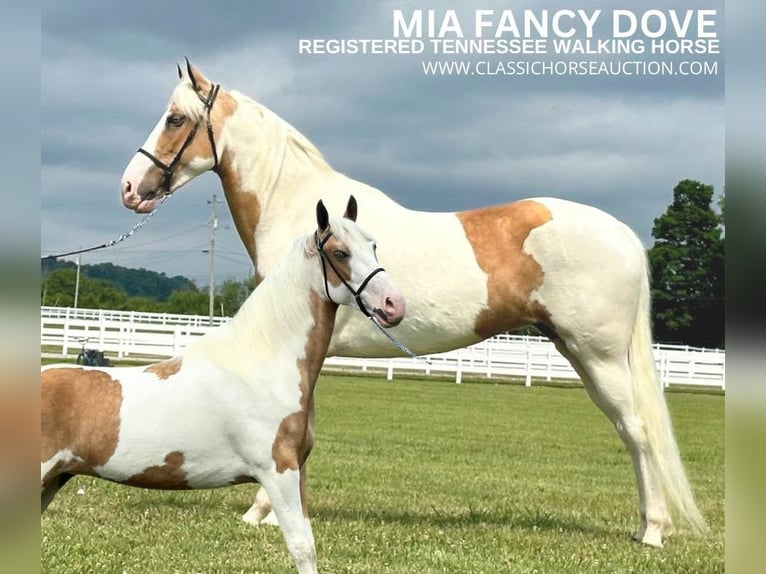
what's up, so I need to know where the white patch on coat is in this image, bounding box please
[120,111,168,190]
[523,197,645,352]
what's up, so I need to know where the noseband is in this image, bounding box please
[137,83,221,193]
[315,231,385,318]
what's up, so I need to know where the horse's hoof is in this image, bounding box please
[634,525,664,547]
[259,511,280,526]
[242,509,266,526]
[242,509,279,527]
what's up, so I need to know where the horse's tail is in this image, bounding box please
[628,248,708,534]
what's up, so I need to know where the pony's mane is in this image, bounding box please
[205,235,316,356]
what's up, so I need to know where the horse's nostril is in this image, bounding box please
[124,181,131,193]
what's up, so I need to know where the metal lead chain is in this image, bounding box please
[42,195,169,260]
[368,315,432,364]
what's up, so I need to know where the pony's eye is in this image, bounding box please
[333,250,348,261]
[166,114,185,127]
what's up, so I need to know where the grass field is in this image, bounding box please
[41,374,724,573]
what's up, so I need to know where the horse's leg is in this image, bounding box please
[553,338,671,546]
[242,486,275,526]
[245,402,314,528]
[258,469,318,574]
[41,472,73,512]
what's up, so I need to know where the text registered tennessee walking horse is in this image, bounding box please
[119,61,707,546]
[41,198,405,574]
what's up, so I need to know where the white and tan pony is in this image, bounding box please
[41,197,405,574]
[119,60,707,546]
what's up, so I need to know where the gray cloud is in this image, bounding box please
[42,1,725,283]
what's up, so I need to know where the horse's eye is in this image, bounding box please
[166,114,185,127]
[333,250,348,261]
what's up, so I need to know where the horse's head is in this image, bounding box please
[313,196,406,327]
[121,60,230,213]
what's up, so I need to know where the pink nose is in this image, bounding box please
[121,180,139,208]
[382,293,406,326]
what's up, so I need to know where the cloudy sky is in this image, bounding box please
[41,0,724,286]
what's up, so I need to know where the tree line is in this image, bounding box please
[40,179,724,348]
[40,262,254,318]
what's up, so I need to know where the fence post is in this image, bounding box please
[116,325,122,358]
[99,309,105,350]
[486,339,492,379]
[386,360,394,381]
[525,345,532,387]
[62,307,71,356]
[456,354,462,384]
[546,348,552,381]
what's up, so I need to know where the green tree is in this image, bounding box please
[219,277,255,316]
[163,290,211,316]
[649,179,724,348]
[41,268,129,309]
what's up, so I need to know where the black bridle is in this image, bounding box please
[315,230,385,318]
[137,83,221,193]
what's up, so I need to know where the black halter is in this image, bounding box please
[137,83,221,193]
[315,231,385,318]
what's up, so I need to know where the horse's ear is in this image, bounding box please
[184,57,211,93]
[316,200,329,233]
[344,195,358,222]
[177,62,183,80]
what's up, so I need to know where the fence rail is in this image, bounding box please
[40,306,725,390]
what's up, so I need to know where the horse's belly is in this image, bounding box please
[84,367,297,489]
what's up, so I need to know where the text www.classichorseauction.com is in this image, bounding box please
[297,8,721,77]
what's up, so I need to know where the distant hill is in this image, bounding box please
[41,259,196,301]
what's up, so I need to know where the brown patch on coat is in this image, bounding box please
[144,356,183,380]
[457,200,553,339]
[41,368,122,477]
[218,155,260,269]
[123,451,190,489]
[271,290,336,516]
[152,88,237,168]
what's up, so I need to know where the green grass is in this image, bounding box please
[41,375,724,573]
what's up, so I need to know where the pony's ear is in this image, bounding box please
[176,62,183,79]
[344,195,358,222]
[316,200,329,233]
[184,57,211,93]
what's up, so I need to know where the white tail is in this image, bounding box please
[628,252,708,534]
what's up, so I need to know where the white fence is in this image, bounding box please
[40,306,725,390]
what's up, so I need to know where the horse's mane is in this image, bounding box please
[194,235,316,364]
[171,80,330,194]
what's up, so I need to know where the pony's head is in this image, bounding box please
[121,60,231,213]
[313,196,405,327]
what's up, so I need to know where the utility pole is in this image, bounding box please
[207,194,221,326]
[74,254,81,309]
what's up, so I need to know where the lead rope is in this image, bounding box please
[367,314,432,364]
[41,195,168,259]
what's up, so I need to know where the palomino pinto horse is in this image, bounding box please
[120,61,707,546]
[41,198,405,574]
